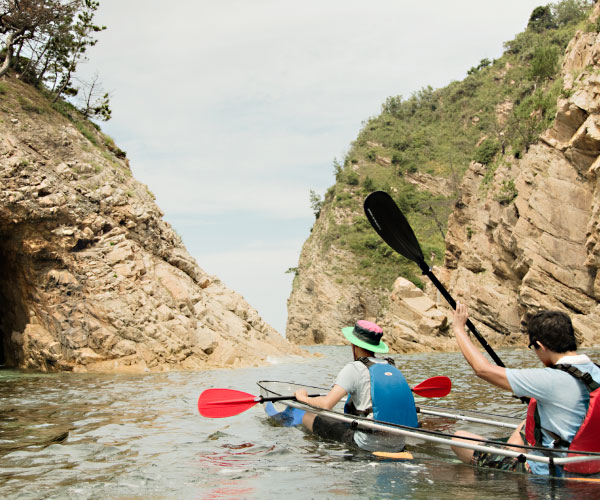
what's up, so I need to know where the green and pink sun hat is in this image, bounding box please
[342,320,389,353]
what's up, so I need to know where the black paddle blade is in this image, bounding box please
[364,191,427,270]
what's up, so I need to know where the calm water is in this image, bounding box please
[1,346,600,499]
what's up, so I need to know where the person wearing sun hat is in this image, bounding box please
[294,320,418,452]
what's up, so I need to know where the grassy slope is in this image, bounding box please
[309,1,595,293]
[0,74,126,165]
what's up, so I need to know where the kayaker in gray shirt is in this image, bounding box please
[294,320,418,452]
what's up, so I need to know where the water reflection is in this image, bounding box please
[0,347,599,499]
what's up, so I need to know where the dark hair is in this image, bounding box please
[527,310,576,353]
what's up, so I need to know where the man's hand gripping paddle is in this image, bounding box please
[363,191,506,368]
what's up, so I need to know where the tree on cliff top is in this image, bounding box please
[0,0,110,120]
[0,0,66,76]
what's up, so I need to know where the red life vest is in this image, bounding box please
[524,363,600,475]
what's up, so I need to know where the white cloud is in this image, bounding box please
[137,169,318,218]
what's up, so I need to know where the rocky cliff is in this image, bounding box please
[287,4,600,351]
[443,7,600,346]
[0,75,305,372]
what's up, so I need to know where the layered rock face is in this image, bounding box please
[0,76,305,372]
[443,18,600,346]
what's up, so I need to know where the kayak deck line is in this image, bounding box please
[266,402,600,482]
[417,402,524,420]
[257,380,523,426]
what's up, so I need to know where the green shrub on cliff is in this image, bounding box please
[474,139,501,165]
[528,6,556,32]
[510,80,562,154]
[530,45,560,81]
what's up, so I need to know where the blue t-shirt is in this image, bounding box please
[506,354,600,475]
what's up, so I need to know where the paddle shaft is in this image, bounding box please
[416,406,519,429]
[210,394,322,406]
[201,375,449,415]
[265,385,446,402]
[417,262,505,368]
[426,266,531,403]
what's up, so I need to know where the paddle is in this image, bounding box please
[198,388,322,418]
[198,376,452,418]
[363,191,505,368]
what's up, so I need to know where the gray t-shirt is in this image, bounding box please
[334,358,406,452]
[506,354,600,475]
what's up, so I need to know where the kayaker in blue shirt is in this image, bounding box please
[451,303,600,476]
[294,320,418,452]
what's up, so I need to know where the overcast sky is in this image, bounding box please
[83,0,546,333]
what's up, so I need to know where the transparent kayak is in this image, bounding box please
[257,380,600,480]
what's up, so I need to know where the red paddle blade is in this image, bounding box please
[198,388,260,418]
[411,376,451,398]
